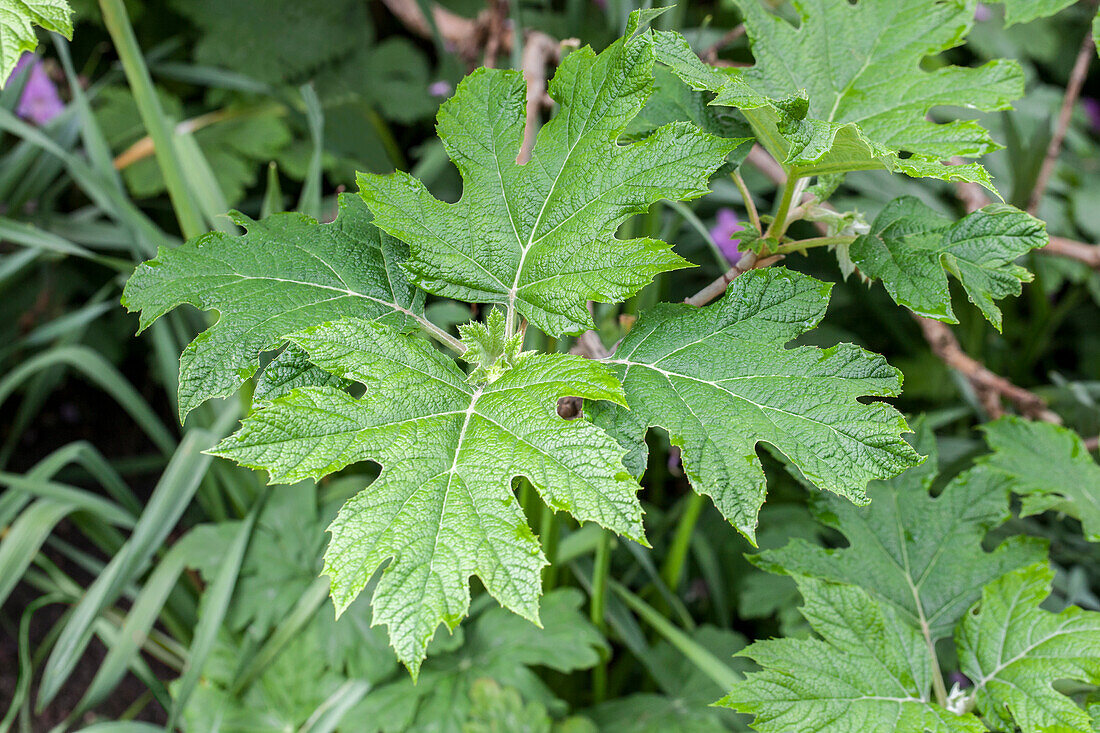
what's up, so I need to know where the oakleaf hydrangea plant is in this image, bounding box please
[120,7,1100,728]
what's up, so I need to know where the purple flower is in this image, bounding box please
[709,207,744,264]
[429,80,453,98]
[975,3,991,21]
[7,54,64,125]
[1082,98,1100,133]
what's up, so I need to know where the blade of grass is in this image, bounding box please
[0,345,176,456]
[75,542,190,713]
[611,580,741,691]
[0,501,74,608]
[36,410,237,709]
[168,491,266,729]
[0,594,65,733]
[296,84,323,219]
[0,473,135,527]
[230,575,330,695]
[0,107,169,254]
[300,680,371,733]
[98,0,205,239]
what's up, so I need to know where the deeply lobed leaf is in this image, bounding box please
[754,424,1046,641]
[213,318,643,675]
[592,267,921,540]
[122,194,423,418]
[723,575,985,732]
[957,563,1100,733]
[977,417,1100,541]
[0,0,73,86]
[655,0,1024,188]
[849,197,1046,329]
[358,26,745,336]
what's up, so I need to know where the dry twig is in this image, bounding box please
[915,316,1061,423]
[1027,30,1095,214]
[517,31,562,163]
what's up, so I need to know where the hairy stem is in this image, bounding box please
[766,174,806,240]
[731,170,761,234]
[775,235,856,255]
[415,314,466,353]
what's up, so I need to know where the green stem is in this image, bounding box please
[415,314,465,353]
[98,0,205,240]
[666,200,728,269]
[590,531,612,703]
[774,235,856,255]
[540,509,560,590]
[612,581,740,691]
[731,170,761,234]
[765,174,805,241]
[660,492,705,593]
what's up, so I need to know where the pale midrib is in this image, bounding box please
[419,386,484,619]
[608,358,867,463]
[223,271,416,318]
[507,68,619,316]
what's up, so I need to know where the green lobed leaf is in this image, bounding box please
[654,0,1024,188]
[358,24,745,336]
[625,65,754,176]
[592,267,921,541]
[986,0,1078,26]
[753,423,1046,641]
[213,317,643,675]
[957,563,1100,733]
[0,0,73,87]
[122,194,424,419]
[349,589,604,732]
[722,575,986,733]
[849,197,1046,330]
[977,417,1100,541]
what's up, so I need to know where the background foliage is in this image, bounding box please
[3,0,1100,731]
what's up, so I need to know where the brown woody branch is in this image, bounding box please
[380,0,500,60]
[1027,29,1094,214]
[915,317,1061,423]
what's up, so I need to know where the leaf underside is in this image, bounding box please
[977,417,1100,542]
[0,0,72,87]
[849,197,1047,330]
